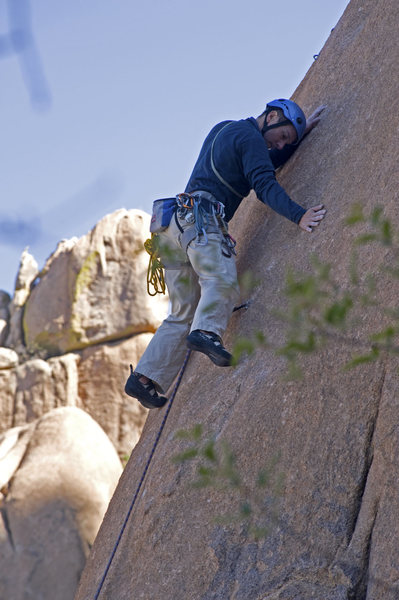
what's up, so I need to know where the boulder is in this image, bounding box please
[0,348,18,370]
[0,335,152,457]
[0,290,10,347]
[77,333,153,458]
[5,249,38,351]
[11,353,81,432]
[0,369,17,440]
[0,424,31,493]
[0,407,122,600]
[75,2,399,600]
[23,209,168,355]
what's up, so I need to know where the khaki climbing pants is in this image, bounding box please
[136,211,240,393]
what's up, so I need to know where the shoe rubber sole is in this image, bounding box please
[186,339,232,367]
[124,375,168,409]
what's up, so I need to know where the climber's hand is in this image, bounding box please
[299,204,326,232]
[305,105,327,134]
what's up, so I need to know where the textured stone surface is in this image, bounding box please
[0,336,151,457]
[0,407,122,600]
[5,249,38,351]
[0,348,18,370]
[11,353,81,432]
[0,369,17,438]
[23,209,168,355]
[0,290,10,347]
[77,334,153,458]
[75,2,399,600]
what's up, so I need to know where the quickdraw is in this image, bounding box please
[144,234,166,296]
[216,213,237,257]
[176,193,234,253]
[176,193,210,245]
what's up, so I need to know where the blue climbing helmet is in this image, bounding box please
[262,98,306,145]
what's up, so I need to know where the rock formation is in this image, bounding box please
[0,291,10,347]
[75,1,399,599]
[0,407,122,600]
[0,209,166,597]
[5,249,38,352]
[0,208,167,456]
[23,209,166,355]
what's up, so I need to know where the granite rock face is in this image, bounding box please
[75,2,399,600]
[77,333,153,457]
[0,407,122,600]
[0,291,10,346]
[0,211,167,597]
[5,249,38,352]
[0,209,168,457]
[23,209,167,355]
[0,338,152,458]
[0,348,18,370]
[12,353,81,429]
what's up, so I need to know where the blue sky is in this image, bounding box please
[0,0,349,295]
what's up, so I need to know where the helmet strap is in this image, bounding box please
[261,109,292,136]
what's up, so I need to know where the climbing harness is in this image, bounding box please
[176,192,224,246]
[176,192,236,257]
[93,349,192,600]
[144,234,166,296]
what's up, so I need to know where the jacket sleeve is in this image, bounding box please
[238,130,306,224]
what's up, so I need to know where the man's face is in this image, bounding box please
[264,123,297,150]
[263,110,297,150]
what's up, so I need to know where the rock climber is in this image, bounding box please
[125,99,327,409]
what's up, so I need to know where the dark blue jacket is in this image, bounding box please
[185,117,306,224]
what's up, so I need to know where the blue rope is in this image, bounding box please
[93,349,192,600]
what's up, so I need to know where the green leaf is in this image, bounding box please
[370,326,396,344]
[197,466,214,480]
[239,270,261,293]
[278,332,316,356]
[285,273,318,299]
[202,441,217,462]
[310,255,332,281]
[231,337,255,365]
[254,330,268,345]
[257,469,271,487]
[324,296,353,326]
[381,219,392,245]
[370,205,383,226]
[172,448,199,463]
[354,233,378,246]
[349,249,359,285]
[344,347,380,369]
[345,204,364,225]
[174,424,203,441]
[240,502,252,517]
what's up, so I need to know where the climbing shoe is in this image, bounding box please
[186,330,232,367]
[124,365,168,409]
